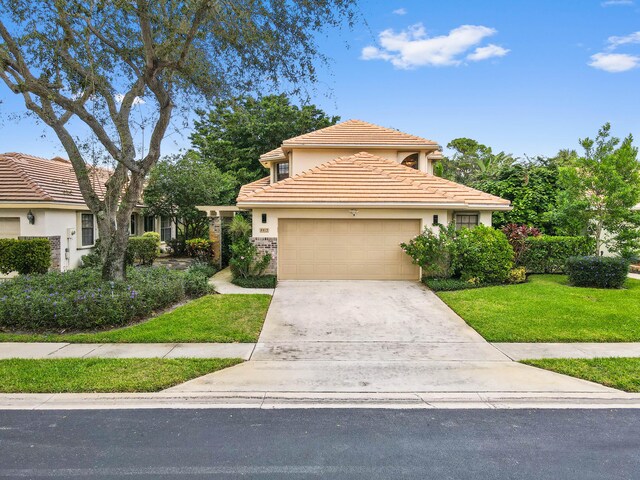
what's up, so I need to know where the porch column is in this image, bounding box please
[208,215,222,269]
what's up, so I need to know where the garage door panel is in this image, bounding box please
[0,218,20,239]
[278,219,420,280]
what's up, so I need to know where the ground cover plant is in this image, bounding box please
[0,294,271,343]
[438,275,640,342]
[522,358,640,392]
[0,267,188,333]
[231,275,277,289]
[0,358,242,393]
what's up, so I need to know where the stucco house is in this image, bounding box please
[0,152,175,272]
[204,119,511,280]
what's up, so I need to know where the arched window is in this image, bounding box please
[401,153,419,169]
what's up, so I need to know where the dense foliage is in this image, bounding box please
[185,238,216,263]
[231,275,278,289]
[501,224,542,265]
[520,236,595,274]
[126,234,159,266]
[399,223,456,279]
[0,238,51,275]
[191,94,340,189]
[566,256,629,289]
[229,240,272,279]
[0,267,188,332]
[144,153,236,241]
[423,278,483,292]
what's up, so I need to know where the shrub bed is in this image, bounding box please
[566,256,629,289]
[231,275,277,289]
[520,236,594,273]
[424,278,482,292]
[0,267,187,332]
[0,238,51,274]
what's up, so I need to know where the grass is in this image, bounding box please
[0,294,271,343]
[0,358,242,393]
[437,274,640,342]
[522,358,640,392]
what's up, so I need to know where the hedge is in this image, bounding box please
[566,256,629,289]
[126,234,158,266]
[520,236,594,274]
[0,238,51,275]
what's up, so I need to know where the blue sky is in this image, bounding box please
[1,0,639,159]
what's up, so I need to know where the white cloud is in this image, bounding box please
[114,93,145,105]
[392,8,407,15]
[467,44,510,61]
[601,0,634,6]
[589,52,640,72]
[606,31,640,50]
[360,23,508,69]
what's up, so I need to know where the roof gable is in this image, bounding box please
[237,152,510,208]
[281,119,438,148]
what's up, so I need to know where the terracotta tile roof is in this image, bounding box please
[281,119,438,148]
[259,147,286,162]
[0,152,109,205]
[237,152,511,208]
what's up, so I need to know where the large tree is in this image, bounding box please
[554,123,640,255]
[190,94,340,188]
[437,137,515,184]
[0,0,356,280]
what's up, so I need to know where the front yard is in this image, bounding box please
[438,275,640,342]
[0,294,271,343]
[522,358,640,392]
[0,358,243,393]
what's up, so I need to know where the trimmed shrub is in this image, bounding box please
[506,267,527,284]
[0,267,185,332]
[400,223,456,279]
[0,238,51,275]
[185,238,215,263]
[229,239,271,279]
[126,235,158,266]
[452,225,514,284]
[80,251,102,269]
[231,275,277,289]
[143,231,161,249]
[520,236,594,273]
[424,278,483,292]
[566,256,629,289]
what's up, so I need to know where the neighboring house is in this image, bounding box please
[0,152,175,272]
[204,119,511,280]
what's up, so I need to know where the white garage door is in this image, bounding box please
[0,218,20,239]
[278,219,420,280]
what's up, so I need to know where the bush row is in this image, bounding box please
[0,264,214,332]
[0,238,51,275]
[520,236,594,274]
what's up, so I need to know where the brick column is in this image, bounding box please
[18,235,61,271]
[250,237,278,275]
[208,215,222,269]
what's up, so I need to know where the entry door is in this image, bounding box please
[278,219,420,280]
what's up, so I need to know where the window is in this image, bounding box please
[81,213,95,246]
[144,215,155,233]
[130,214,137,236]
[160,216,172,242]
[276,162,289,181]
[455,213,479,230]
[401,153,419,170]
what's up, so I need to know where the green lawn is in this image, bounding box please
[522,358,640,392]
[437,275,640,342]
[0,294,271,343]
[0,358,242,393]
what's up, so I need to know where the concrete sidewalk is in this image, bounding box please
[0,342,255,360]
[209,268,275,295]
[494,343,640,360]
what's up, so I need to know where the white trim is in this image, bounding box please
[281,143,440,149]
[238,202,511,211]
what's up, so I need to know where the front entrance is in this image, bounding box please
[278,218,420,280]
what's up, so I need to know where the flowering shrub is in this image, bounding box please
[566,256,629,289]
[0,267,185,332]
[501,224,541,265]
[400,223,456,279]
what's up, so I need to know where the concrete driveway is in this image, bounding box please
[169,281,614,394]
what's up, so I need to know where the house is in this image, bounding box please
[203,119,511,280]
[0,152,175,272]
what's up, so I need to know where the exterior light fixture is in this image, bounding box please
[349,209,358,217]
[26,209,35,225]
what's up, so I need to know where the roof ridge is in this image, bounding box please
[0,154,54,201]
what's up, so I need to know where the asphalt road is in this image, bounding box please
[0,409,638,479]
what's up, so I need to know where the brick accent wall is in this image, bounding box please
[19,235,61,271]
[208,216,223,269]
[250,237,277,275]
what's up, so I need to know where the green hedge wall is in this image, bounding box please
[520,236,595,274]
[126,235,159,266]
[0,238,51,275]
[566,256,629,289]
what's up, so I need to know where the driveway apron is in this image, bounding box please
[168,281,613,394]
